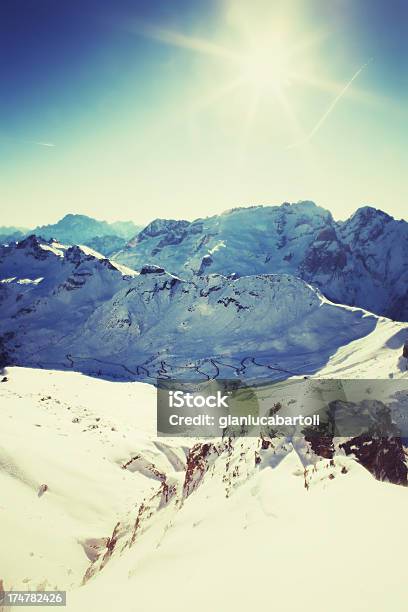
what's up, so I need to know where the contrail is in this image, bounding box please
[288,59,372,148]
[1,135,56,147]
[25,140,56,147]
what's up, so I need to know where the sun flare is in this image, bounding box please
[137,10,375,149]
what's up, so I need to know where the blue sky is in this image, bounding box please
[1,0,407,226]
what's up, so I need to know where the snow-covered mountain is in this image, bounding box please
[0,215,142,256]
[0,225,28,245]
[33,214,140,243]
[114,202,408,320]
[2,234,407,382]
[0,236,137,367]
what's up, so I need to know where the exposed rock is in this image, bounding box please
[197,254,213,275]
[139,264,165,275]
[183,443,220,498]
[340,435,407,486]
[38,484,48,497]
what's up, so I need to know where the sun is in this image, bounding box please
[239,43,291,93]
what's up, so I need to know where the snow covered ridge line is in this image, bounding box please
[0,234,139,276]
[112,201,408,321]
[81,432,408,604]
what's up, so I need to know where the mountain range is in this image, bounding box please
[3,202,408,321]
[0,214,142,256]
[114,202,408,321]
[1,231,407,383]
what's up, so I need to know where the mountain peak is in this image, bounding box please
[60,213,92,221]
[351,205,393,222]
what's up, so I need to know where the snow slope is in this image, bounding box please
[0,366,407,612]
[0,368,186,592]
[68,444,408,612]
